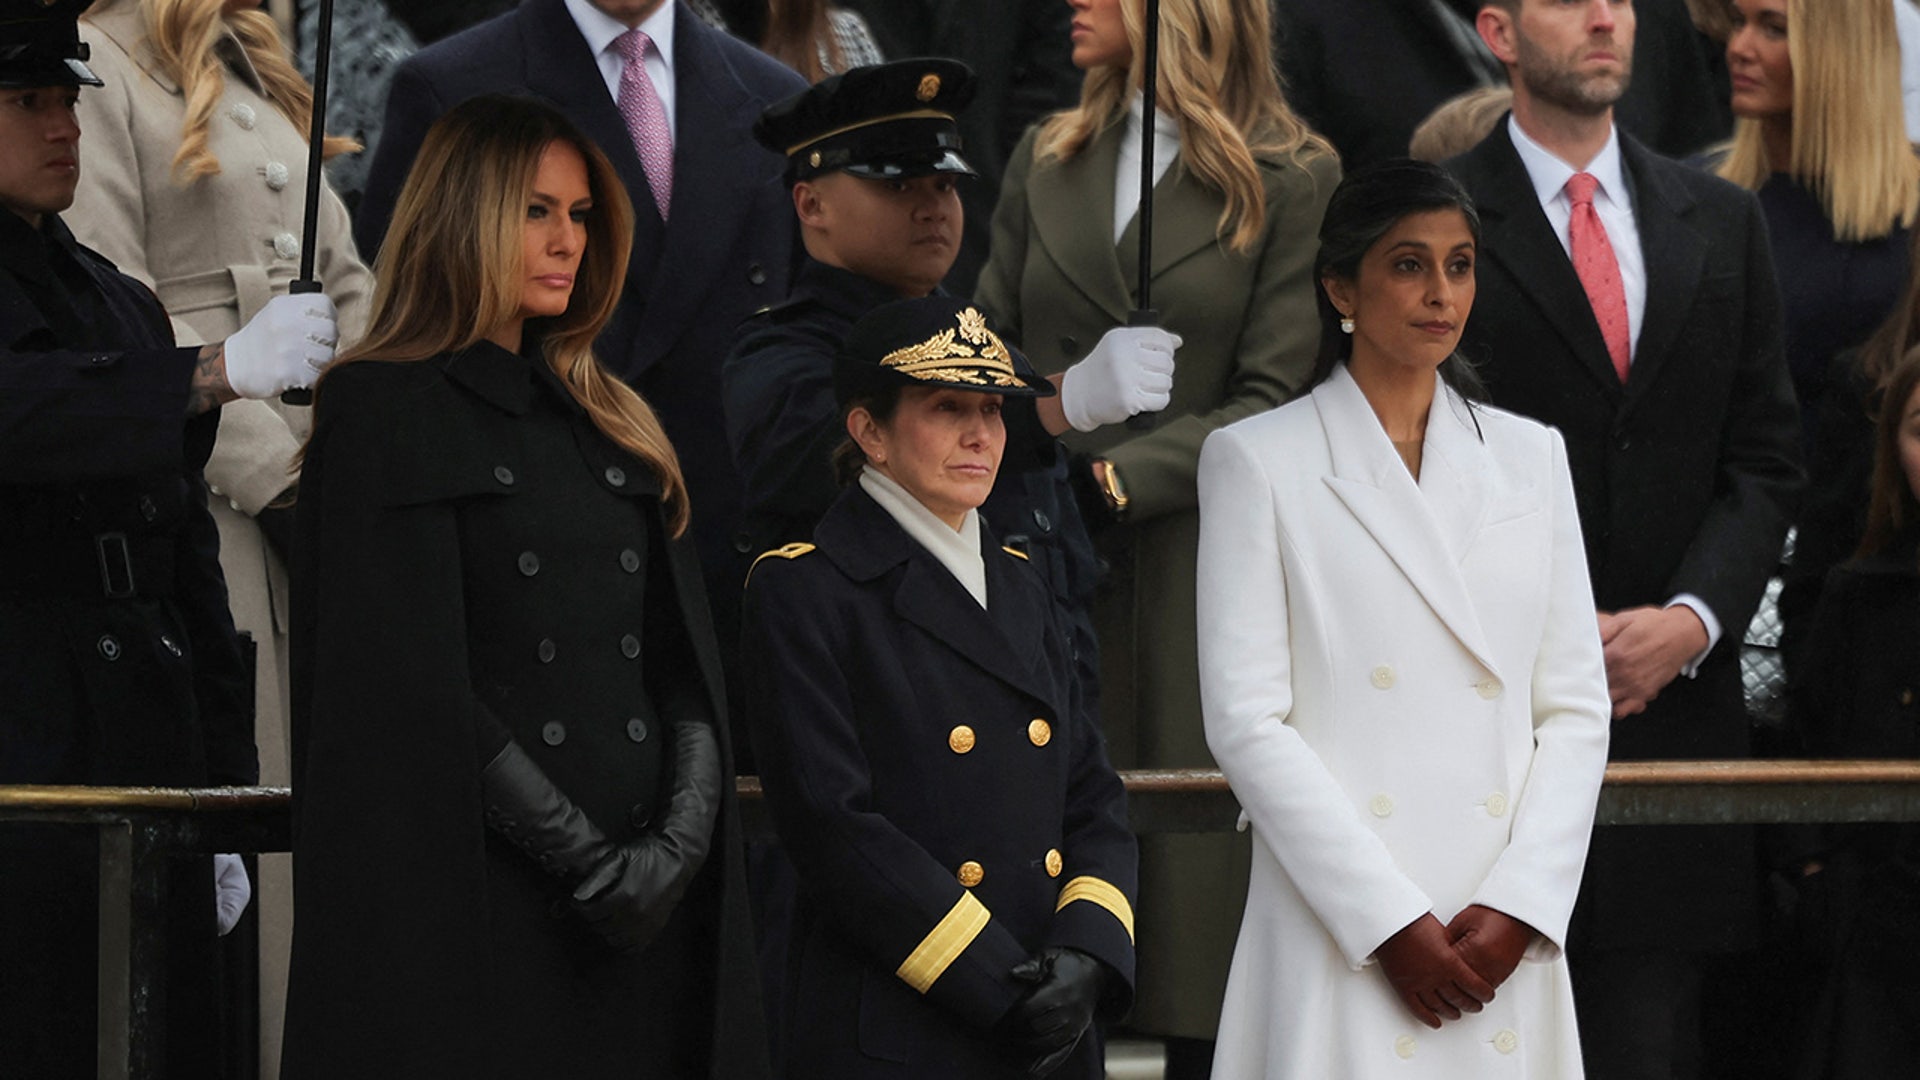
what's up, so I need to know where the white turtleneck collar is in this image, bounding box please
[1115,89,1181,243]
[859,466,988,609]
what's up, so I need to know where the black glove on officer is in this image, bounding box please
[478,738,611,883]
[1001,946,1111,1077]
[568,719,723,953]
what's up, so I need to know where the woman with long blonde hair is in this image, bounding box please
[1715,0,1919,444]
[973,0,1339,1072]
[281,95,766,1080]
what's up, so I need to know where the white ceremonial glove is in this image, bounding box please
[213,853,252,937]
[1058,325,1182,432]
[223,293,338,399]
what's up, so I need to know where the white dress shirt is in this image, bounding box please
[564,0,679,142]
[1505,113,1720,669]
[860,467,988,609]
[1114,91,1181,243]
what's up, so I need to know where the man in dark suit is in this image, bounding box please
[354,0,807,678]
[1444,2,1801,1076]
[1276,0,1729,171]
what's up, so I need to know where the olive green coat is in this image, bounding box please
[975,117,1337,1038]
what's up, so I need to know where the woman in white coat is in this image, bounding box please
[1195,159,1611,1079]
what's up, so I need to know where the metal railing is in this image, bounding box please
[6,761,1920,1079]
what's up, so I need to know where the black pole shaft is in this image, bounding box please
[1134,0,1159,316]
[295,0,334,289]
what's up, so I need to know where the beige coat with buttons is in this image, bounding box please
[1196,365,1609,1079]
[71,4,371,762]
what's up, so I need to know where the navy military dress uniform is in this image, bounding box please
[0,169,254,1079]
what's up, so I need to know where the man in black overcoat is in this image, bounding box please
[1443,1,1802,1075]
[353,0,807,685]
[0,1,336,1072]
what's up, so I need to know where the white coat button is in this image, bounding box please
[228,499,242,512]
[1486,792,1510,817]
[1394,1034,1416,1059]
[228,103,257,129]
[1369,794,1394,818]
[1476,677,1503,700]
[1494,1029,1519,1054]
[272,232,301,260]
[1370,665,1395,690]
[264,161,290,190]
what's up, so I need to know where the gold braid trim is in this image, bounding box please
[1055,876,1135,944]
[896,890,991,994]
[879,308,1023,387]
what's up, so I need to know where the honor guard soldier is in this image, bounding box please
[741,295,1139,1080]
[0,0,336,1072]
[725,58,1176,732]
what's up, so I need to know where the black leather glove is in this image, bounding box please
[479,739,612,883]
[1001,947,1109,1077]
[569,719,722,952]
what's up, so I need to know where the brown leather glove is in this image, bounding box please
[1374,913,1495,1029]
[1446,904,1536,990]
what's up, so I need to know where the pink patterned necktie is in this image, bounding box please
[1565,172,1630,384]
[615,28,672,220]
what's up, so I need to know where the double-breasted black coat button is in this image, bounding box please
[494,465,515,486]
[626,717,650,743]
[97,635,121,661]
[620,634,641,659]
[604,466,627,487]
[629,804,652,830]
[748,263,768,286]
[138,495,158,522]
[159,635,182,657]
[541,721,566,746]
[518,551,540,576]
[619,548,641,573]
[1032,509,1052,533]
[537,638,557,664]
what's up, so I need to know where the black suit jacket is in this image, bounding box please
[353,0,807,627]
[1447,121,1802,951]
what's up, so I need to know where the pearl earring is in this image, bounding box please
[1339,315,1355,335]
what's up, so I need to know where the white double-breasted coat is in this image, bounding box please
[1196,364,1610,1078]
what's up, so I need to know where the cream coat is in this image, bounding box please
[69,9,372,1076]
[1196,366,1609,1079]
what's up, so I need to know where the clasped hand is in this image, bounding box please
[1000,947,1108,1077]
[1375,906,1534,1029]
[1597,605,1708,718]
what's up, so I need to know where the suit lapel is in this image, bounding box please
[1315,367,1501,677]
[1617,138,1706,414]
[1468,126,1625,401]
[1116,156,1226,296]
[1027,120,1133,325]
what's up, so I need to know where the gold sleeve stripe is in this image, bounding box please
[745,542,816,587]
[1056,876,1135,944]
[896,891,991,994]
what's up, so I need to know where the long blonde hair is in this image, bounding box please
[1034,0,1331,254]
[324,95,691,535]
[1715,0,1919,241]
[84,0,358,185]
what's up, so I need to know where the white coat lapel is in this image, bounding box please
[1315,366,1501,677]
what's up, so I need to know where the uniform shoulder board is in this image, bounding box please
[1001,545,1030,561]
[746,541,817,586]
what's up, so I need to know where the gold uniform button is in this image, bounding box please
[1394,1034,1417,1059]
[1028,719,1052,747]
[949,725,976,754]
[1485,792,1510,818]
[1494,1029,1519,1055]
[1045,849,1063,878]
[957,861,984,888]
[1370,665,1395,690]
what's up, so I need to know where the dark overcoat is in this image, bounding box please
[1447,122,1805,952]
[741,485,1137,1080]
[0,211,253,1075]
[352,0,806,637]
[282,343,766,1079]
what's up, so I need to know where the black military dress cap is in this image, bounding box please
[0,0,102,88]
[835,294,1055,406]
[755,58,978,183]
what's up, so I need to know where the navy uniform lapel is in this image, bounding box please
[1027,119,1133,326]
[819,487,1057,707]
[1615,136,1706,415]
[1468,124,1625,401]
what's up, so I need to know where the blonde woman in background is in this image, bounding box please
[69,1,371,1072]
[973,0,1338,1072]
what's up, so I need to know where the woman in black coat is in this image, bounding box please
[740,297,1139,1080]
[282,96,764,1079]
[1790,351,1920,1078]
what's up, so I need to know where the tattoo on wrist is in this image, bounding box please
[187,342,231,415]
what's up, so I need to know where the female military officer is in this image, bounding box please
[741,295,1138,1080]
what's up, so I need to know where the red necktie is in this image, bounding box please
[1566,172,1630,384]
[616,29,672,220]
